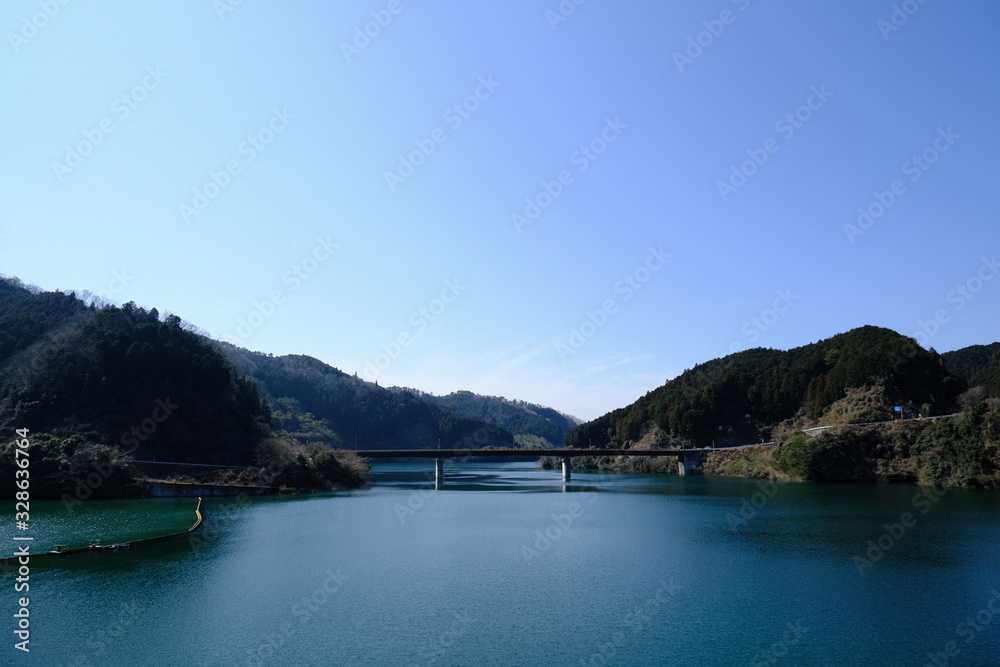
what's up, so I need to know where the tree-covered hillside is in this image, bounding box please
[942,343,1000,398]
[0,277,367,497]
[217,346,515,450]
[567,326,964,449]
[0,280,271,465]
[417,390,580,446]
[4,272,993,493]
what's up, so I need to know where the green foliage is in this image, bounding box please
[540,453,677,475]
[0,277,369,496]
[270,399,343,446]
[567,326,963,449]
[253,438,369,490]
[0,434,141,499]
[424,390,579,445]
[219,347,515,450]
[773,428,882,482]
[514,434,554,449]
[941,343,1000,398]
[776,433,813,479]
[0,280,272,465]
[911,403,998,487]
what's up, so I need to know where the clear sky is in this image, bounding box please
[1,1,997,421]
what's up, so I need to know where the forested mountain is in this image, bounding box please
[3,271,995,493]
[0,275,505,498]
[0,276,511,464]
[217,346,515,450]
[567,326,965,449]
[942,343,1000,398]
[0,278,270,465]
[413,390,580,446]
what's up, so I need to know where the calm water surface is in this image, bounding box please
[5,462,999,666]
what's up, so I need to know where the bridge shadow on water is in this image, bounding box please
[371,461,604,494]
[369,460,822,500]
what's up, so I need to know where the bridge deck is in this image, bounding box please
[357,448,714,458]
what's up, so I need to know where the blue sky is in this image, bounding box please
[1,0,997,421]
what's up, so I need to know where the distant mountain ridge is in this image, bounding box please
[3,272,998,493]
[411,390,581,447]
[0,275,513,498]
[0,275,534,459]
[216,345,515,450]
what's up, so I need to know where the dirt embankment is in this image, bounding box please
[699,421,949,485]
[700,445,785,480]
[540,454,678,474]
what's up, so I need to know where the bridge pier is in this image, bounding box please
[435,458,444,489]
[562,458,572,482]
[677,450,707,476]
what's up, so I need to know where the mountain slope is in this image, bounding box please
[567,326,964,449]
[217,346,515,450]
[416,390,580,446]
[0,279,271,465]
[942,342,1000,398]
[0,274,514,461]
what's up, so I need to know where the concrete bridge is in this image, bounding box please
[359,447,721,487]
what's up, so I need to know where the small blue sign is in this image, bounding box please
[893,406,902,412]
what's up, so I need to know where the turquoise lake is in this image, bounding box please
[4,462,1000,666]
